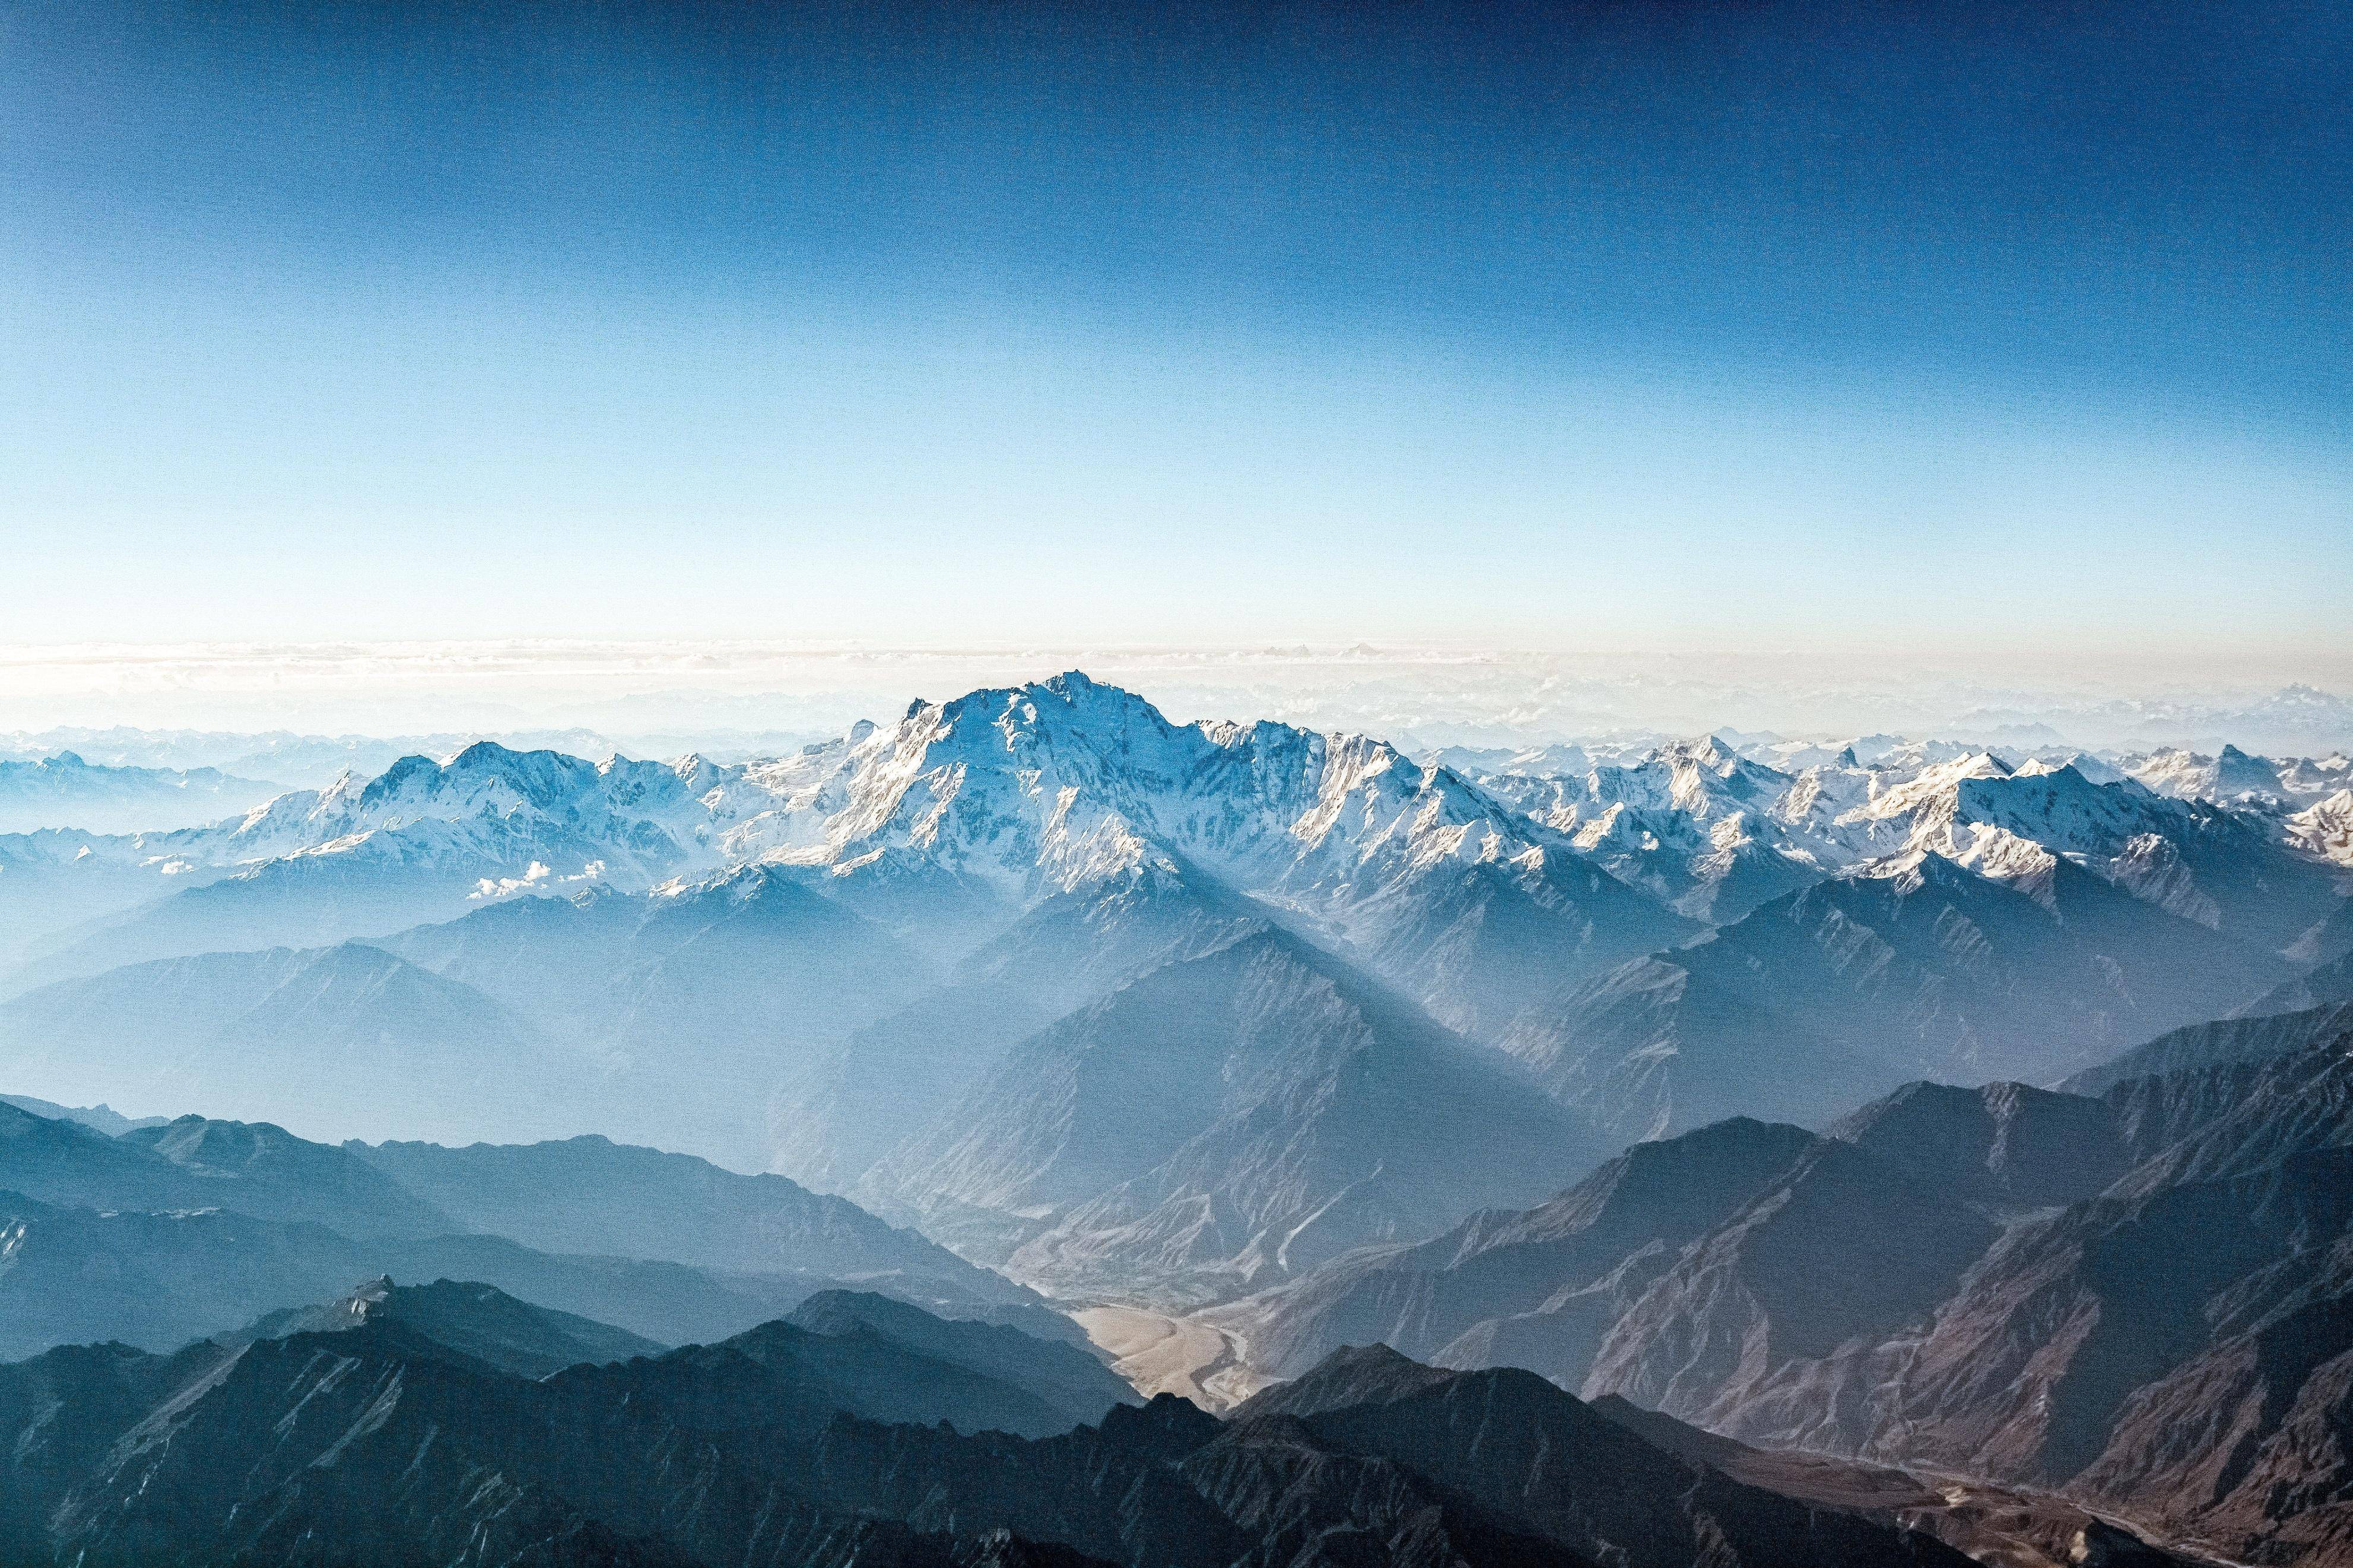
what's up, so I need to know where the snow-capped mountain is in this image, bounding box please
[1443,729,2347,953]
[717,672,1496,900]
[175,742,734,882]
[2125,743,2292,803]
[14,676,2336,995]
[1455,737,1825,923]
[701,672,1695,1035]
[0,743,780,988]
[1883,763,2340,949]
[2286,790,2353,869]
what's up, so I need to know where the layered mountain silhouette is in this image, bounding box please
[1499,850,2290,1140]
[770,859,1272,1191]
[2060,998,2353,1096]
[0,751,278,835]
[229,1274,668,1376]
[350,1131,1058,1332]
[381,866,935,1162]
[2238,943,2353,1019]
[0,943,585,1146]
[0,1101,1070,1359]
[1223,1010,2353,1565]
[0,1285,1974,1568]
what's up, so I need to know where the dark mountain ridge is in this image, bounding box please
[1,1102,1082,1359]
[0,1284,1971,1568]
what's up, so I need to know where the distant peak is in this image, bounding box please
[1232,1343,1459,1423]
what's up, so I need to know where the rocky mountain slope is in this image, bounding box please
[1202,1115,1822,1381]
[857,927,1603,1304]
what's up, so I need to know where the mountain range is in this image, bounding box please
[4,672,2345,1302]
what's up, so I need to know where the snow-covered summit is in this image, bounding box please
[714,672,1576,905]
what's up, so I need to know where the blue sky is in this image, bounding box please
[2,0,2346,670]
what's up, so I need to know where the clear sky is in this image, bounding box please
[2,0,2347,673]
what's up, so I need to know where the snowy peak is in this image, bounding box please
[2286,788,2353,867]
[116,740,753,900]
[2125,743,2291,804]
[1848,842,1983,895]
[753,676,1194,894]
[356,742,684,824]
[1944,766,2200,861]
[1947,826,2063,907]
[1654,734,1789,809]
[2015,751,2125,785]
[1287,736,1538,877]
[354,744,599,826]
[723,676,1583,911]
[1848,750,2012,826]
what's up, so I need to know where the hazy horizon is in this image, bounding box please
[4,639,2351,755]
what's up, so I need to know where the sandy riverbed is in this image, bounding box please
[1072,1305,1272,1411]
